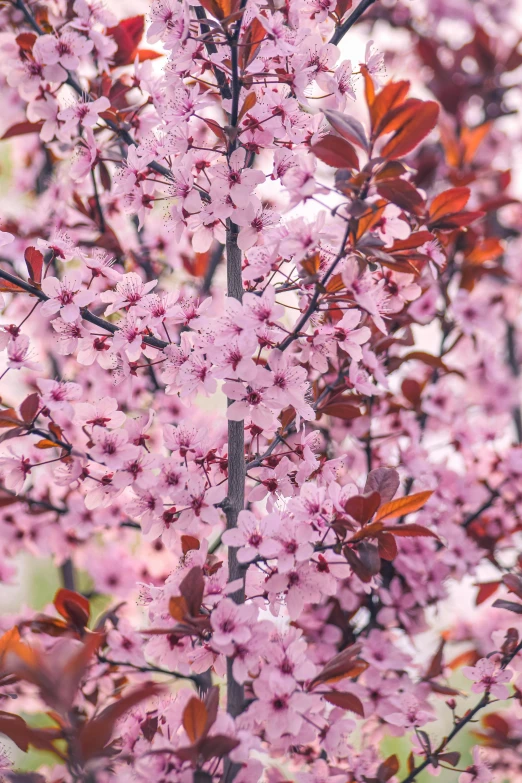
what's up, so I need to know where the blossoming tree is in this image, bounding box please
[0,0,522,780]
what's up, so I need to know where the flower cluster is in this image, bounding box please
[0,0,521,780]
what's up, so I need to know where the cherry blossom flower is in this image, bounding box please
[33,31,94,71]
[222,510,280,562]
[37,379,82,417]
[101,273,158,315]
[462,657,512,699]
[89,427,139,470]
[459,747,493,783]
[41,273,94,322]
[58,96,110,134]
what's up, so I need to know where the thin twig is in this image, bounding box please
[330,0,378,46]
[0,267,168,350]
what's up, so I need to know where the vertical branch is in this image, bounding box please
[60,558,76,591]
[224,220,245,722]
[222,5,248,769]
[506,322,522,444]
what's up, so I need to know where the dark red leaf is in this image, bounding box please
[1,121,43,140]
[53,588,90,628]
[179,566,205,617]
[475,581,501,605]
[503,573,522,599]
[364,468,400,503]
[429,187,470,222]
[323,109,369,150]
[377,532,398,561]
[380,100,439,159]
[377,754,399,782]
[20,393,40,424]
[492,598,522,614]
[312,135,359,170]
[377,179,425,215]
[344,491,381,524]
[107,16,145,67]
[323,691,365,716]
[24,247,43,286]
[199,734,240,761]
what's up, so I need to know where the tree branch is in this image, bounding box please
[0,267,169,351]
[330,0,378,46]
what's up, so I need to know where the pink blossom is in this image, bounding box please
[33,31,94,71]
[41,273,94,322]
[462,657,512,699]
[222,510,280,562]
[459,747,492,783]
[37,378,82,417]
[89,427,139,470]
[101,273,158,315]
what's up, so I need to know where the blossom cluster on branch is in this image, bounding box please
[0,0,522,780]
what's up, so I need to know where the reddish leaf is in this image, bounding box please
[78,683,163,761]
[377,532,398,561]
[136,49,163,62]
[390,231,435,251]
[377,179,425,215]
[503,573,522,599]
[383,523,439,539]
[239,17,265,69]
[323,691,365,716]
[424,640,445,679]
[1,121,43,140]
[24,247,43,286]
[364,468,400,503]
[492,599,522,615]
[181,535,201,555]
[482,713,510,735]
[0,278,29,294]
[323,109,369,150]
[312,135,359,170]
[53,588,90,629]
[199,734,241,761]
[199,0,240,19]
[344,546,373,582]
[437,752,460,767]
[203,117,227,143]
[179,566,205,617]
[357,541,381,576]
[19,394,39,425]
[182,697,208,743]
[319,401,362,420]
[15,33,37,53]
[35,439,59,449]
[429,187,470,222]
[169,595,188,622]
[370,80,410,134]
[309,643,368,688]
[377,754,399,782]
[375,490,433,521]
[344,492,381,524]
[475,581,501,605]
[0,409,22,428]
[0,711,30,751]
[380,100,439,159]
[238,91,257,121]
[402,378,423,406]
[107,16,145,67]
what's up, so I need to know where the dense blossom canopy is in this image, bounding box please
[0,0,522,780]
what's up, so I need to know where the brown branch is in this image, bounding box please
[0,267,168,350]
[330,0,378,46]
